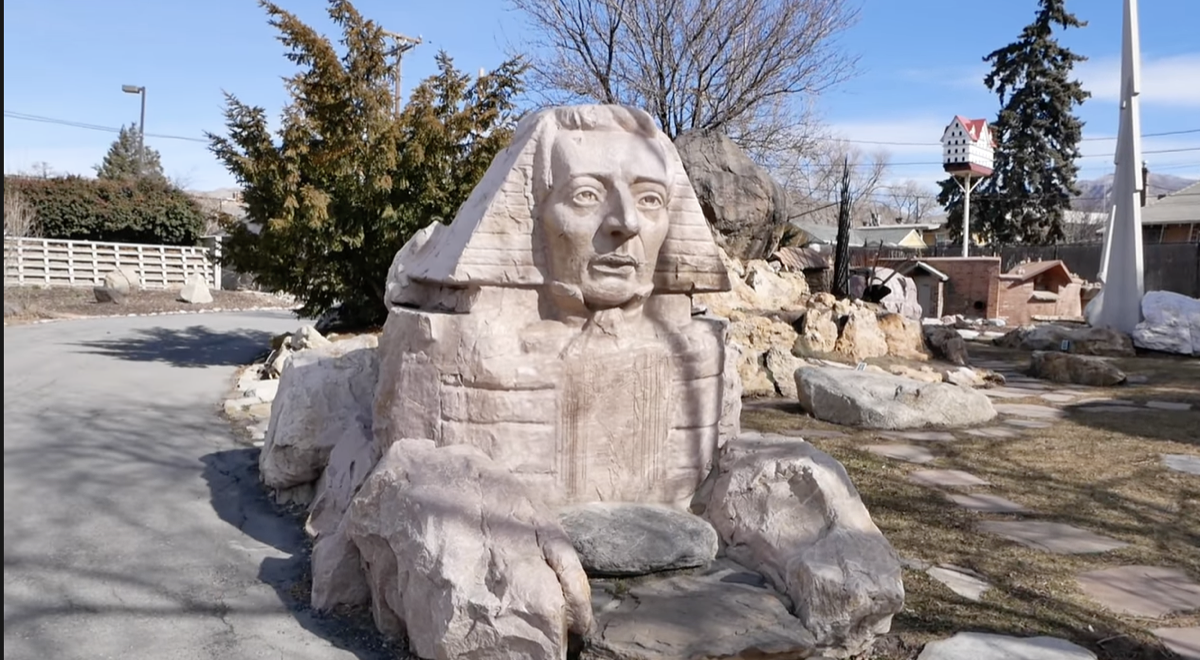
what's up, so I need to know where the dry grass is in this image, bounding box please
[3,285,296,324]
[744,345,1200,660]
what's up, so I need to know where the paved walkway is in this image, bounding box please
[3,312,392,660]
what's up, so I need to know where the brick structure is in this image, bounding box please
[995,261,1084,325]
[882,257,1001,319]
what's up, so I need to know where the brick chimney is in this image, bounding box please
[1140,161,1149,207]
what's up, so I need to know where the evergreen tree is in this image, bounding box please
[95,124,166,181]
[207,0,526,326]
[937,0,1090,245]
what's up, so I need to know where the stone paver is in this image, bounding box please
[864,444,935,464]
[1147,400,1193,411]
[1153,627,1200,660]
[926,565,991,602]
[1040,393,1077,404]
[880,430,958,442]
[948,492,1030,513]
[1126,374,1150,384]
[1078,404,1143,414]
[1074,397,1135,406]
[984,387,1040,400]
[978,521,1130,554]
[965,427,1023,439]
[994,403,1068,420]
[916,632,1096,660]
[909,469,990,488]
[1163,454,1200,476]
[1004,418,1054,429]
[781,428,849,439]
[1077,566,1200,618]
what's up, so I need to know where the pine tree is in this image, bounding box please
[95,124,166,181]
[207,0,526,326]
[937,0,1090,245]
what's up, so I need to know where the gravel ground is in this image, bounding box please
[3,285,298,324]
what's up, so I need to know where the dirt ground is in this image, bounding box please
[745,343,1200,660]
[3,285,297,324]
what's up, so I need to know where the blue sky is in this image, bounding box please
[4,0,1198,193]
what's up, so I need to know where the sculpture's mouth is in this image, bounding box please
[590,253,640,275]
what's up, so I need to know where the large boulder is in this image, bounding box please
[726,314,799,397]
[924,325,969,366]
[995,324,1135,357]
[1029,351,1127,387]
[706,432,904,657]
[795,367,997,429]
[178,274,213,304]
[794,305,840,356]
[258,335,380,491]
[346,439,593,657]
[850,268,922,321]
[102,266,140,294]
[675,128,789,261]
[1131,290,1200,356]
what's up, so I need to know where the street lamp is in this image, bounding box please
[121,84,146,176]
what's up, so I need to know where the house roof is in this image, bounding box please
[789,223,868,246]
[852,226,924,246]
[1000,260,1073,282]
[943,116,997,148]
[1141,180,1200,226]
[898,260,950,282]
[770,246,829,271]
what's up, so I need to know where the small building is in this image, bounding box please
[893,261,951,318]
[997,260,1084,325]
[854,225,930,249]
[770,246,831,292]
[941,115,995,177]
[1142,180,1200,243]
[787,223,868,250]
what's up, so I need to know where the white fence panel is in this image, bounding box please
[3,236,221,290]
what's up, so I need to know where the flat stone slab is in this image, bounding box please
[1074,397,1136,406]
[994,403,1068,420]
[880,430,959,442]
[1077,404,1144,414]
[1163,454,1200,476]
[948,492,1030,513]
[585,559,818,659]
[917,632,1096,660]
[865,444,936,464]
[1126,374,1150,384]
[926,564,991,601]
[783,428,850,438]
[1147,400,1193,411]
[909,469,990,489]
[979,521,1129,554]
[1040,393,1077,404]
[965,427,1023,439]
[560,502,718,577]
[1004,418,1054,429]
[1153,627,1200,660]
[1077,566,1200,618]
[984,387,1041,400]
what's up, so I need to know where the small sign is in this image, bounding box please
[1060,340,1071,352]
[855,362,867,372]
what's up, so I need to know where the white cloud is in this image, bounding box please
[1076,53,1200,107]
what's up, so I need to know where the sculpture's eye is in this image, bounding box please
[637,192,664,210]
[572,188,601,206]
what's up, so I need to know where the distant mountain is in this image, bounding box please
[1073,172,1196,212]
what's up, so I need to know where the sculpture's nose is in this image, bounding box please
[602,187,641,240]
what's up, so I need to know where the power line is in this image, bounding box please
[834,127,1200,147]
[3,110,209,143]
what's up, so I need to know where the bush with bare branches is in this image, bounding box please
[4,189,40,283]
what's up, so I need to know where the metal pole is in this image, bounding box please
[138,88,147,177]
[958,175,971,257]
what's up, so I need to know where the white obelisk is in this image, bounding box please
[1092,0,1145,333]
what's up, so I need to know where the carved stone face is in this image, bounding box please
[541,130,671,311]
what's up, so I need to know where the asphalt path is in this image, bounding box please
[3,311,394,660]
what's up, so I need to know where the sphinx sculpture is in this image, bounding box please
[292,104,902,660]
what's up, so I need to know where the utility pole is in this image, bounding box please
[122,84,147,176]
[382,30,422,116]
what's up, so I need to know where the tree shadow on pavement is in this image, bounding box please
[200,447,401,660]
[72,326,274,368]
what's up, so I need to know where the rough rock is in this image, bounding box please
[924,325,969,366]
[942,366,988,388]
[102,266,140,294]
[888,364,944,384]
[259,335,380,491]
[92,286,124,304]
[696,258,809,318]
[996,324,1135,357]
[795,367,998,429]
[675,128,789,261]
[834,306,890,362]
[727,314,799,397]
[290,324,332,351]
[706,432,904,657]
[558,502,718,577]
[1029,351,1127,387]
[719,341,743,448]
[877,312,930,361]
[346,439,593,657]
[793,305,840,356]
[1132,290,1200,356]
[177,274,213,304]
[917,632,1096,660]
[850,268,922,321]
[583,560,819,660]
[764,346,806,399]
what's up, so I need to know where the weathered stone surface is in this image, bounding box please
[1153,627,1200,660]
[850,268,922,321]
[996,324,1135,357]
[880,430,958,442]
[993,403,1067,420]
[719,341,743,448]
[347,439,593,657]
[259,335,379,490]
[706,433,904,657]
[796,367,997,430]
[1132,290,1200,356]
[917,632,1096,660]
[908,469,990,488]
[926,565,991,602]
[889,364,945,384]
[793,304,840,356]
[764,345,805,399]
[1077,565,1200,619]
[978,521,1129,554]
[582,559,818,660]
[289,324,332,351]
[877,312,931,360]
[92,286,124,304]
[964,427,1022,439]
[177,274,213,304]
[103,266,140,294]
[947,493,1029,513]
[674,128,789,261]
[1029,351,1126,387]
[834,306,890,362]
[924,324,969,366]
[1163,454,1200,476]
[1004,418,1054,429]
[1148,400,1193,412]
[558,502,717,577]
[727,314,797,398]
[864,444,935,464]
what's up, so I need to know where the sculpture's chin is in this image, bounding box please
[580,278,653,311]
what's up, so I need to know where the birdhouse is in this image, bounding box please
[941,115,995,177]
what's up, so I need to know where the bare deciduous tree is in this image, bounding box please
[883,180,937,224]
[508,0,860,149]
[3,189,39,238]
[782,139,890,225]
